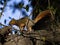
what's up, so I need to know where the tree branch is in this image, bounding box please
[0,0,7,18]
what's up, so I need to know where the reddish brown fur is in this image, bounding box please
[34,10,50,23]
[9,10,50,32]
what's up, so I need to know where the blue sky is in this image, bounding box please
[0,0,33,26]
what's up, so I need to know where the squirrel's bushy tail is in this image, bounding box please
[34,10,50,23]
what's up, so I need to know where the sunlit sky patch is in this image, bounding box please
[0,0,33,26]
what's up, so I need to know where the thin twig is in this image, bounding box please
[48,0,56,45]
[48,0,54,21]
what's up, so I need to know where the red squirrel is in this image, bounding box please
[9,10,50,32]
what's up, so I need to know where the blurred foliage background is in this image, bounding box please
[31,0,60,30]
[0,0,60,30]
[0,0,60,45]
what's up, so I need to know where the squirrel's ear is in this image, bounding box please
[12,18,15,20]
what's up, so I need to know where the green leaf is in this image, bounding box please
[0,13,2,18]
[0,8,3,10]
[4,19,6,24]
[25,5,29,12]
[19,3,24,8]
